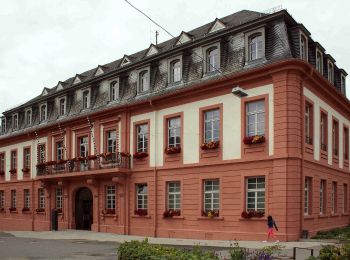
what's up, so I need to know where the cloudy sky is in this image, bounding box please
[0,0,349,114]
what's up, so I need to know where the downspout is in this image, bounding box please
[150,100,158,237]
[125,110,131,235]
[31,179,35,231]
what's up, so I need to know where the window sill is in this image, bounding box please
[304,215,314,220]
[36,212,46,215]
[197,216,224,221]
[202,71,220,79]
[167,81,183,88]
[318,214,329,219]
[239,217,265,221]
[341,213,349,216]
[132,215,151,219]
[9,211,18,214]
[163,216,184,220]
[22,211,32,214]
[330,213,340,217]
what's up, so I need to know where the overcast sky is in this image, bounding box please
[0,0,349,114]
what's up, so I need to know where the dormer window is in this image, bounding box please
[341,75,346,93]
[328,62,334,84]
[59,98,66,116]
[170,59,181,83]
[110,81,119,102]
[206,47,219,73]
[82,90,90,109]
[138,70,150,93]
[249,34,263,61]
[12,114,18,129]
[300,34,308,60]
[25,109,32,126]
[40,104,47,122]
[1,118,6,133]
[316,50,323,73]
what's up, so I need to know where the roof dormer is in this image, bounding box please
[208,18,226,34]
[56,81,64,91]
[41,87,49,96]
[145,44,159,57]
[94,65,105,76]
[73,74,82,85]
[175,31,192,46]
[120,55,132,67]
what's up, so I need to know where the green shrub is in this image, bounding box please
[117,239,219,260]
[306,243,350,260]
[313,226,350,240]
[229,242,249,260]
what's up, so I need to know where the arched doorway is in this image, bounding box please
[75,187,93,230]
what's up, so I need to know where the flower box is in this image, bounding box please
[241,210,265,219]
[243,135,265,145]
[74,157,86,162]
[9,169,17,174]
[87,155,98,160]
[163,209,181,218]
[102,209,115,215]
[22,207,30,212]
[22,168,30,173]
[46,161,57,166]
[200,141,220,150]
[9,207,17,212]
[134,209,148,216]
[133,152,148,159]
[202,210,219,218]
[36,208,45,213]
[164,146,181,154]
[120,152,131,157]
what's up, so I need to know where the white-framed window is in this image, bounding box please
[204,109,220,143]
[138,70,149,93]
[12,114,18,129]
[343,184,348,213]
[341,75,346,93]
[11,190,16,209]
[38,188,45,209]
[56,141,64,161]
[305,102,312,145]
[10,150,17,170]
[204,179,220,211]
[168,117,181,148]
[56,188,63,209]
[320,180,325,215]
[23,148,31,169]
[300,34,307,60]
[331,181,337,214]
[249,34,263,61]
[40,104,47,122]
[167,181,181,210]
[136,184,148,210]
[25,109,32,126]
[79,136,89,157]
[110,81,119,101]
[0,190,4,209]
[170,60,181,83]
[1,118,6,133]
[328,62,334,84]
[316,51,323,73]
[59,98,66,116]
[38,144,45,164]
[304,177,311,215]
[82,90,90,109]
[24,189,30,209]
[206,47,219,73]
[246,177,265,211]
[333,120,339,156]
[320,112,327,151]
[105,185,116,210]
[136,124,148,153]
[0,154,4,173]
[107,130,117,153]
[246,100,265,137]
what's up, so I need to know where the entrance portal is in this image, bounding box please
[75,187,93,230]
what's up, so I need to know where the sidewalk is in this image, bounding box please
[6,230,334,250]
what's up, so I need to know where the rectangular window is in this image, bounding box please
[13,114,18,129]
[136,184,148,210]
[56,188,63,210]
[246,177,265,211]
[136,124,148,153]
[0,153,5,173]
[332,182,337,214]
[328,62,334,84]
[320,180,326,215]
[204,109,220,143]
[204,179,220,211]
[168,117,181,148]
[11,190,16,209]
[246,100,265,137]
[333,120,339,156]
[106,131,117,153]
[79,136,89,157]
[167,182,181,210]
[23,148,31,170]
[82,91,89,109]
[320,112,328,151]
[40,104,47,121]
[316,51,323,73]
[38,144,46,164]
[59,99,66,116]
[26,110,32,126]
[1,118,6,133]
[300,35,307,60]
[0,190,4,209]
[304,177,312,215]
[305,102,313,145]
[344,184,348,213]
[56,141,64,161]
[105,185,116,210]
[38,188,45,209]
[344,127,349,160]
[10,151,17,170]
[24,189,30,209]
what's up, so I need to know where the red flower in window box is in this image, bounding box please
[241,210,265,219]
[74,156,86,162]
[163,209,181,218]
[46,161,57,166]
[101,152,112,159]
[200,141,220,150]
[164,146,181,154]
[133,152,148,159]
[102,209,115,215]
[134,209,148,216]
[9,207,16,212]
[0,171,5,176]
[22,207,30,212]
[243,135,265,145]
[36,208,45,213]
[202,210,219,218]
[9,169,17,174]
[22,168,30,173]
[120,152,131,157]
[87,155,98,160]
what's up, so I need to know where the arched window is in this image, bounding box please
[300,35,307,60]
[206,47,219,72]
[40,105,47,122]
[249,34,263,61]
[139,70,149,93]
[170,60,181,83]
[316,51,322,73]
[110,81,118,101]
[82,90,89,109]
[59,98,66,116]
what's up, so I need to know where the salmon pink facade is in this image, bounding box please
[0,9,349,241]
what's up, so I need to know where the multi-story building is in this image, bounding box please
[0,9,348,241]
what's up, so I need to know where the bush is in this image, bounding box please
[313,226,350,240]
[117,239,219,260]
[305,243,350,260]
[228,242,284,260]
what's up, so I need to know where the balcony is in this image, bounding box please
[36,152,131,177]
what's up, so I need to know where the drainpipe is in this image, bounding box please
[31,179,35,231]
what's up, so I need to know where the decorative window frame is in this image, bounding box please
[23,146,31,173]
[331,181,338,215]
[315,48,323,74]
[304,98,314,156]
[133,120,150,167]
[137,66,151,94]
[58,96,67,116]
[10,149,18,172]
[1,117,6,133]
[244,27,266,63]
[304,176,312,216]
[299,31,308,61]
[109,78,120,103]
[39,102,48,122]
[332,117,339,165]
[163,112,183,165]
[202,42,221,75]
[24,189,31,209]
[12,113,19,130]
[341,73,347,95]
[319,179,327,215]
[134,183,149,215]
[344,124,349,167]
[104,185,116,210]
[25,108,32,126]
[167,55,183,85]
[327,60,334,85]
[0,152,5,175]
[81,87,91,110]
